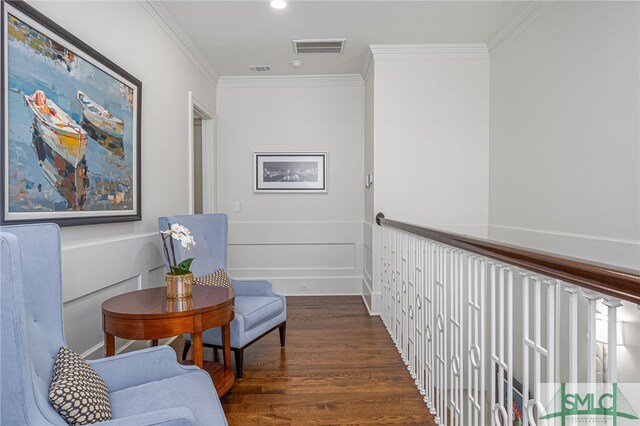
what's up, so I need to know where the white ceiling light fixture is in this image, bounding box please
[270,0,287,10]
[290,60,303,68]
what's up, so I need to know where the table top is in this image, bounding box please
[102,286,234,320]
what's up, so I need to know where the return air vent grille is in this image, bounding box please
[249,65,271,72]
[293,39,346,54]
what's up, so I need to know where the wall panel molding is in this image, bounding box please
[228,221,364,295]
[62,233,163,302]
[488,224,640,271]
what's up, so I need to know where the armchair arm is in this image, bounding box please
[230,278,278,297]
[88,346,199,393]
[102,407,195,426]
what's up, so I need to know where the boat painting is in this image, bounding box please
[2,1,141,225]
[31,124,89,211]
[24,90,88,169]
[77,90,125,158]
[77,91,124,140]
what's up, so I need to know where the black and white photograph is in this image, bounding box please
[255,152,326,192]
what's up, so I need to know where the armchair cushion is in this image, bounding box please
[49,347,112,425]
[109,370,225,426]
[237,296,284,332]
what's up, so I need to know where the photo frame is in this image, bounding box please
[495,365,526,426]
[254,152,327,193]
[2,1,142,226]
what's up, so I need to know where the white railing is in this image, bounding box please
[377,215,640,426]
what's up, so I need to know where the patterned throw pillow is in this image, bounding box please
[194,268,233,290]
[49,347,112,425]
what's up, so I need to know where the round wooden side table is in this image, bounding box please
[102,285,235,396]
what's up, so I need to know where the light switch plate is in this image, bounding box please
[233,201,241,213]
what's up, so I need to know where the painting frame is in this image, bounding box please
[1,0,142,226]
[254,152,327,193]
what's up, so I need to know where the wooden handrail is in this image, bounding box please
[376,213,640,305]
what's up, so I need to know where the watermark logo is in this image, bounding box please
[539,383,640,425]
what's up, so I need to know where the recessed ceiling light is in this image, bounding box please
[270,0,287,9]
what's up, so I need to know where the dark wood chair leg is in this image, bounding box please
[182,340,191,361]
[234,349,244,380]
[279,322,286,347]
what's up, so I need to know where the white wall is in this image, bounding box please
[489,1,640,384]
[488,1,640,271]
[372,47,491,238]
[216,75,365,295]
[363,66,375,311]
[26,1,217,358]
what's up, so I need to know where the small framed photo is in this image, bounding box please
[254,152,327,193]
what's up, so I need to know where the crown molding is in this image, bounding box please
[361,47,374,80]
[140,1,219,83]
[217,74,364,89]
[488,1,550,56]
[368,44,489,61]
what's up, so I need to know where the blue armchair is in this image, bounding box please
[158,214,286,379]
[0,223,227,425]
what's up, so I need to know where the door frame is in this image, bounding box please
[187,91,216,214]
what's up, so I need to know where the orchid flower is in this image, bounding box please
[159,222,196,275]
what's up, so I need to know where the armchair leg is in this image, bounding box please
[234,349,244,380]
[182,340,191,361]
[279,322,286,347]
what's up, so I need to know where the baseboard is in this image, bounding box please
[80,336,178,360]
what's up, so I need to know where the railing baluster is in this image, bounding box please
[603,297,622,383]
[376,219,639,426]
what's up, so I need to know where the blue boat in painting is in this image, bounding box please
[77,90,124,139]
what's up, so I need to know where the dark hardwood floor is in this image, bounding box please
[172,296,434,425]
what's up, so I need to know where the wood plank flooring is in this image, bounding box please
[172,296,435,425]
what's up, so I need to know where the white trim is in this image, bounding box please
[187,92,217,214]
[368,44,489,61]
[487,1,550,56]
[362,294,373,315]
[362,47,374,80]
[140,1,219,83]
[218,74,364,89]
[80,336,178,360]
[61,232,157,251]
[489,224,640,246]
[488,224,640,271]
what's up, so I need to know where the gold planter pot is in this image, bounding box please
[165,272,193,299]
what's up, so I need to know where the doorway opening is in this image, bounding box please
[188,92,216,214]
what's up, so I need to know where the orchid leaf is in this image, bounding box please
[177,258,194,271]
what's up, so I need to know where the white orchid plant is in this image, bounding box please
[160,223,196,275]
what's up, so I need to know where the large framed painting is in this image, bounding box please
[254,152,327,193]
[1,1,142,226]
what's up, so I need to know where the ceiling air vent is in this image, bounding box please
[248,65,271,72]
[293,39,346,54]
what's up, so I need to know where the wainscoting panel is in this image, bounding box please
[61,233,165,359]
[228,222,364,295]
[362,222,374,312]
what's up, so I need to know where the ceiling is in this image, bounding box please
[159,1,531,77]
